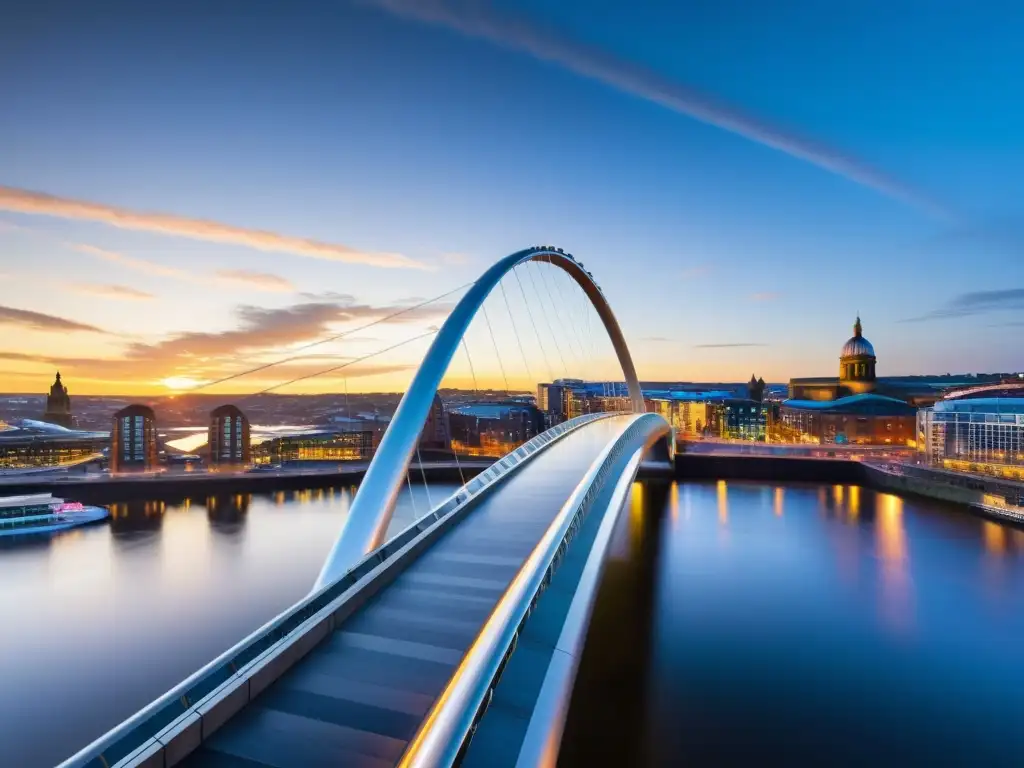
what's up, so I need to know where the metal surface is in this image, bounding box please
[397,413,669,768]
[55,413,613,768]
[315,247,645,591]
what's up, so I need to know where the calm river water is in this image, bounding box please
[564,481,1024,766]
[2,481,1023,766]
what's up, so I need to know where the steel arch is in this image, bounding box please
[314,246,644,589]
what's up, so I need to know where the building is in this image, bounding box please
[420,394,452,451]
[778,394,916,445]
[0,420,107,470]
[918,398,1024,480]
[110,405,158,472]
[450,402,545,457]
[790,317,878,401]
[208,405,251,468]
[706,398,774,441]
[41,372,73,428]
[254,430,375,465]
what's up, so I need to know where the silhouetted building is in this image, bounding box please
[41,372,73,428]
[208,404,251,468]
[747,374,766,402]
[420,394,452,451]
[110,405,157,472]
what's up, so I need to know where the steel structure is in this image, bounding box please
[315,246,644,590]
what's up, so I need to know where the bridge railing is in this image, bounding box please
[57,411,617,768]
[399,412,665,767]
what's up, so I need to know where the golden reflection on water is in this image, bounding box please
[833,485,844,505]
[773,487,784,517]
[669,482,679,525]
[875,492,912,633]
[717,480,728,525]
[848,485,860,521]
[983,521,1007,556]
[630,480,645,549]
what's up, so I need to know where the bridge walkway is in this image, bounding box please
[183,415,635,768]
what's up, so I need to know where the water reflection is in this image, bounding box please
[570,481,1024,765]
[0,481,459,767]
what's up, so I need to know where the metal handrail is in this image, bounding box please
[398,413,665,767]
[57,412,616,768]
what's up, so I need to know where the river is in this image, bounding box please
[2,481,1023,766]
[563,480,1024,766]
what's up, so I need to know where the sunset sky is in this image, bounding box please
[2,0,1023,396]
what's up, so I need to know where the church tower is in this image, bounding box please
[42,371,74,428]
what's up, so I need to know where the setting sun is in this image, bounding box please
[160,376,206,391]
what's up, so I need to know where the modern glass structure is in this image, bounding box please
[0,420,107,469]
[110,405,158,472]
[254,430,375,465]
[918,398,1024,480]
[449,402,545,457]
[208,405,251,468]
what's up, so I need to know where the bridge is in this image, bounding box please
[59,247,673,768]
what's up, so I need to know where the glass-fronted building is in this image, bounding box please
[208,405,251,468]
[111,405,158,472]
[0,420,107,470]
[918,398,1024,480]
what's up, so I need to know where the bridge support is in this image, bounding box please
[315,246,647,591]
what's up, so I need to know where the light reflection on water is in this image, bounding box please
[567,480,1024,766]
[0,482,458,768]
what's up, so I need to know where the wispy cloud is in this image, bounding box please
[641,335,672,342]
[750,292,781,302]
[0,185,428,269]
[75,244,296,293]
[902,288,1024,322]
[693,342,768,349]
[214,269,296,293]
[0,294,451,384]
[0,304,107,333]
[66,283,156,301]
[364,0,952,220]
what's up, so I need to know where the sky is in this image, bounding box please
[1,0,1023,396]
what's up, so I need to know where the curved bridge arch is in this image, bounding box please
[315,246,644,589]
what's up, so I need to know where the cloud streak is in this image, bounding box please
[66,283,156,301]
[0,185,427,269]
[365,0,952,219]
[902,288,1024,322]
[214,269,296,293]
[0,304,107,333]
[693,343,768,348]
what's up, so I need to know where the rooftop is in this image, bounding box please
[782,393,915,413]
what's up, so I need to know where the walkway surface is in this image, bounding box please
[183,415,635,768]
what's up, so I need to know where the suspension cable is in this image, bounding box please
[499,279,533,386]
[481,303,510,396]
[513,266,555,383]
[525,261,568,379]
[537,257,585,371]
[182,282,471,394]
[238,330,436,400]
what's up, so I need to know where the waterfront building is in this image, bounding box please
[254,430,374,465]
[706,398,774,441]
[110,405,158,473]
[0,420,107,470]
[450,401,545,457]
[420,394,452,451]
[208,405,251,468]
[918,398,1024,480]
[41,372,73,428]
[778,394,916,445]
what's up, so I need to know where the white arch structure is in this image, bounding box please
[315,246,645,589]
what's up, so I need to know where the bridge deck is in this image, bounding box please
[183,415,634,768]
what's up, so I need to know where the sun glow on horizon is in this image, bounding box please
[160,376,207,391]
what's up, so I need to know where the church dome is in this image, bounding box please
[840,316,875,359]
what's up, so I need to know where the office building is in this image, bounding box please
[918,398,1024,480]
[778,394,916,445]
[110,405,158,472]
[208,405,251,468]
[0,420,107,470]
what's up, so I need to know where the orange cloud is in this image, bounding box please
[66,283,156,301]
[0,304,107,334]
[0,185,428,269]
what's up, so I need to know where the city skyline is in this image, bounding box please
[3,1,1024,395]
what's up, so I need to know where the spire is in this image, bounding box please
[854,315,862,338]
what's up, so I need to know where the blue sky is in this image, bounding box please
[1,0,1022,394]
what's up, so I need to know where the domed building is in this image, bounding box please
[839,316,877,394]
[41,372,73,428]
